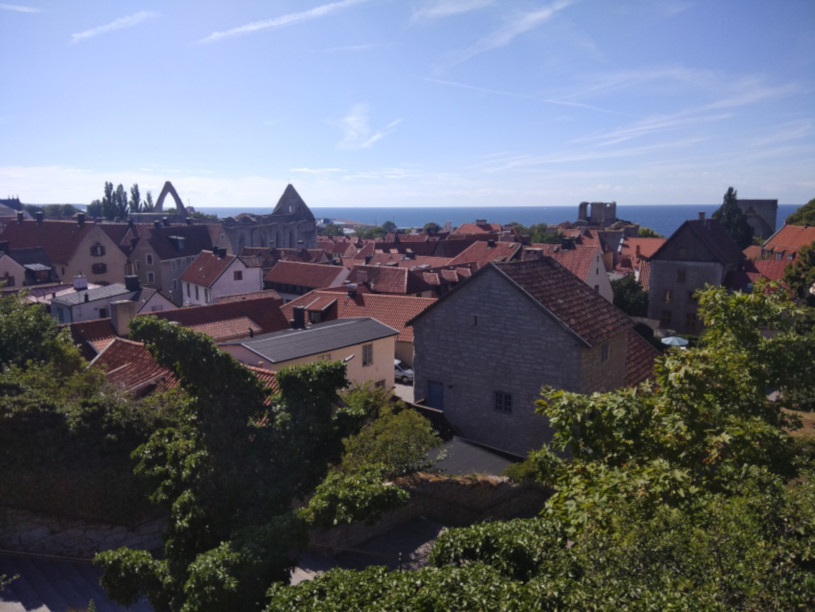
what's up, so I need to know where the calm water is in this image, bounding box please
[197,204,802,239]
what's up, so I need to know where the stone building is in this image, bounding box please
[736,199,778,240]
[647,213,744,335]
[220,184,317,255]
[410,257,650,457]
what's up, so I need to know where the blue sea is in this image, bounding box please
[196,204,802,239]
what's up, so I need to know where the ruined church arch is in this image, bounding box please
[154,181,187,220]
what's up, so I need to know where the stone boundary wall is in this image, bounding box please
[0,507,165,559]
[309,473,548,553]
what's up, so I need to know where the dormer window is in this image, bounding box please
[90,244,105,257]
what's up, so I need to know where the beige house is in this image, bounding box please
[0,215,128,286]
[220,316,398,387]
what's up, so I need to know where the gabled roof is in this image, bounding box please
[223,317,398,364]
[452,220,503,235]
[281,290,436,343]
[494,258,632,347]
[179,250,238,287]
[271,184,315,222]
[133,223,216,260]
[360,252,453,269]
[91,336,279,397]
[264,260,348,288]
[0,219,128,264]
[347,264,435,295]
[742,258,790,283]
[650,218,744,265]
[412,258,632,348]
[91,338,177,397]
[147,293,288,337]
[65,318,117,359]
[761,224,815,256]
[241,246,331,267]
[447,240,523,268]
[523,244,599,282]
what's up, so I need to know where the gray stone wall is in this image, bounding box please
[648,260,722,334]
[413,268,586,457]
[579,332,627,393]
[0,507,164,559]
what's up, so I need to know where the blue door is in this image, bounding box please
[427,380,444,410]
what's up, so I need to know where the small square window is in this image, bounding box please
[146,253,154,266]
[686,312,697,329]
[362,343,373,366]
[234,270,243,281]
[660,310,672,327]
[678,247,688,260]
[147,271,155,284]
[664,289,672,303]
[494,391,512,414]
[601,343,609,362]
[677,269,686,283]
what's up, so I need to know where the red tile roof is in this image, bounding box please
[65,318,117,360]
[0,219,129,264]
[494,258,632,347]
[452,221,503,235]
[743,244,763,260]
[347,264,434,295]
[91,338,177,397]
[281,290,436,343]
[743,258,790,283]
[448,240,523,268]
[264,260,349,289]
[147,293,288,337]
[761,224,815,258]
[179,250,237,287]
[625,329,659,386]
[524,244,598,282]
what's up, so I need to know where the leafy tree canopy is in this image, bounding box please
[638,225,662,237]
[610,274,648,317]
[508,221,563,244]
[712,186,754,249]
[320,222,344,236]
[785,196,815,226]
[783,240,815,307]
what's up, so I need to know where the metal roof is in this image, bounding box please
[225,317,398,363]
[50,283,133,307]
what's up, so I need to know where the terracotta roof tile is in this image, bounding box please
[448,240,522,268]
[625,329,659,386]
[0,219,129,264]
[347,265,434,295]
[65,318,117,360]
[525,244,598,282]
[264,260,348,288]
[762,224,815,258]
[281,290,436,343]
[91,338,177,397]
[179,250,236,287]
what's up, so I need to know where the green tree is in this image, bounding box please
[783,240,815,306]
[610,274,649,317]
[95,317,368,610]
[382,220,397,234]
[143,190,155,212]
[128,184,141,213]
[113,184,128,219]
[423,221,441,235]
[712,186,754,249]
[320,223,344,236]
[638,225,662,237]
[786,197,815,226]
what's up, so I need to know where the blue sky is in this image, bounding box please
[1,0,813,208]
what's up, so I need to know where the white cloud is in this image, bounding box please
[71,11,158,44]
[411,0,493,23]
[336,104,403,150]
[447,0,577,66]
[199,0,370,44]
[0,3,40,12]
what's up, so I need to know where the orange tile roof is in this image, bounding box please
[762,224,815,257]
[347,265,434,295]
[91,338,177,397]
[0,219,129,265]
[179,250,236,287]
[525,244,598,282]
[743,245,763,260]
[264,260,348,288]
[281,290,436,343]
[148,293,288,336]
[448,240,522,268]
[65,318,117,360]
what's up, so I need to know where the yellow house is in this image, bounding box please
[219,316,398,388]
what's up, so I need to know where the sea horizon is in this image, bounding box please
[196,203,803,239]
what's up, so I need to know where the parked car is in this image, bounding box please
[394,359,414,384]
